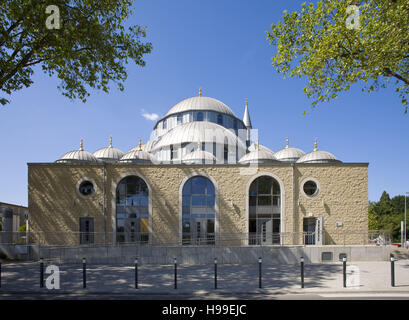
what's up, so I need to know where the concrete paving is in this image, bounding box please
[0,260,409,298]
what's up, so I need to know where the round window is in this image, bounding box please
[79,181,95,196]
[303,180,318,196]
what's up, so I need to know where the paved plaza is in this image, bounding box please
[0,259,409,299]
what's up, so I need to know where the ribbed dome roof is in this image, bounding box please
[165,96,236,118]
[238,148,278,164]
[56,139,100,163]
[296,150,340,164]
[296,139,340,164]
[248,143,274,155]
[182,149,216,164]
[56,150,100,163]
[119,142,155,163]
[151,121,246,151]
[274,147,305,162]
[93,138,124,163]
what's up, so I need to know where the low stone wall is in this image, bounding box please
[19,245,392,265]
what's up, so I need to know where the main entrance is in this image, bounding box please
[248,176,281,245]
[182,176,216,245]
[116,176,150,244]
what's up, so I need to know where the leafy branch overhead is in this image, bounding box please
[266,0,409,113]
[0,0,152,105]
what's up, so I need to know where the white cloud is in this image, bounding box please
[141,109,159,121]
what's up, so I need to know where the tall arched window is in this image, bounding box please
[249,176,281,245]
[116,176,149,243]
[182,176,215,245]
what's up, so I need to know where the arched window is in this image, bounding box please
[249,176,281,245]
[196,112,204,121]
[224,137,228,163]
[182,176,215,245]
[217,114,223,125]
[116,176,149,243]
[177,114,183,125]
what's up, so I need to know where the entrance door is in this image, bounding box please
[193,219,208,245]
[303,217,316,245]
[258,219,273,245]
[124,218,137,243]
[80,218,94,244]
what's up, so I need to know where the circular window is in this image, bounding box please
[303,180,318,197]
[79,181,95,196]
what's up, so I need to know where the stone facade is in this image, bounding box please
[28,162,368,246]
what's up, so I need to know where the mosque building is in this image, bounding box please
[27,90,368,246]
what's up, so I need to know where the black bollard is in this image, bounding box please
[40,258,44,288]
[82,257,86,289]
[135,258,138,289]
[174,258,177,289]
[342,257,346,288]
[391,257,395,287]
[214,258,218,289]
[301,257,304,289]
[258,257,262,289]
[0,259,2,288]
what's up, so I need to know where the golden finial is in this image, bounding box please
[109,136,113,148]
[286,136,289,149]
[245,98,248,106]
[138,138,142,151]
[314,138,318,151]
[80,138,84,151]
[199,88,202,97]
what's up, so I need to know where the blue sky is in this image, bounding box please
[0,0,408,206]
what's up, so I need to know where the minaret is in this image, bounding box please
[243,99,252,148]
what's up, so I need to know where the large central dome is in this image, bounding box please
[165,96,236,118]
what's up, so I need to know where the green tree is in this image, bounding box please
[0,0,152,105]
[368,192,408,242]
[266,0,409,113]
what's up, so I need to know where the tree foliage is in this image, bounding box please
[368,191,408,242]
[0,0,152,105]
[266,0,409,113]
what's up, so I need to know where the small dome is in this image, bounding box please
[296,150,340,164]
[165,95,236,118]
[274,148,305,162]
[248,143,274,155]
[93,137,124,163]
[296,139,340,164]
[182,148,216,164]
[119,141,155,164]
[56,139,100,164]
[273,137,305,163]
[239,148,278,164]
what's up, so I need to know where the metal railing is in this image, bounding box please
[0,230,391,247]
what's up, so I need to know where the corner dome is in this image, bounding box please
[248,143,274,155]
[296,150,340,164]
[274,147,305,162]
[182,149,216,164]
[165,95,236,118]
[56,139,100,164]
[93,138,124,163]
[119,141,155,164]
[239,147,278,164]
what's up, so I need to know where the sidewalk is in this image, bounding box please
[0,260,408,296]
